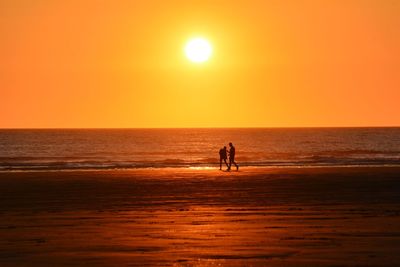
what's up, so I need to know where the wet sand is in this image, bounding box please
[0,167,400,266]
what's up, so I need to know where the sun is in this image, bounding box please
[184,38,212,63]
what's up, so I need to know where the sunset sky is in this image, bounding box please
[1,0,399,128]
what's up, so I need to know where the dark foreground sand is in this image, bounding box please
[0,167,400,267]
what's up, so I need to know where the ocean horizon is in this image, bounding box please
[1,127,399,171]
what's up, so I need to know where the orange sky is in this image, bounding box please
[1,0,399,128]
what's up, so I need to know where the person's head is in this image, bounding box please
[229,142,233,147]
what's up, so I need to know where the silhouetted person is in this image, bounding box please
[219,146,229,170]
[227,142,239,171]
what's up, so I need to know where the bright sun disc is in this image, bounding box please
[185,38,212,63]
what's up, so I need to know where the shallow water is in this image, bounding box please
[1,128,400,170]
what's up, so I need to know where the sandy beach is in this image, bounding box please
[0,167,400,266]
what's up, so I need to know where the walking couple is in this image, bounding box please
[219,142,239,171]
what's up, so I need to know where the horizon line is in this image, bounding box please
[0,126,399,130]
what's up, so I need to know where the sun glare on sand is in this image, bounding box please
[184,38,212,63]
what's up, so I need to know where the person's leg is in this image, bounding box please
[231,157,239,170]
[224,159,229,168]
[219,159,222,170]
[228,158,232,170]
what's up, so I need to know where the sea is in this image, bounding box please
[0,128,399,171]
